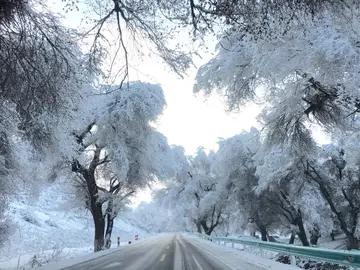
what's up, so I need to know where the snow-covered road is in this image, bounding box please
[36,233,298,270]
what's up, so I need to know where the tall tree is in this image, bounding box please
[213,129,280,241]
[304,143,360,250]
[56,81,168,251]
[0,0,88,149]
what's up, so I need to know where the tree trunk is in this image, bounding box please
[310,224,321,246]
[294,209,310,246]
[259,226,268,241]
[200,219,210,235]
[310,233,320,246]
[297,230,310,246]
[104,199,117,249]
[206,226,216,235]
[330,231,335,241]
[196,222,202,234]
[72,159,105,252]
[104,213,115,249]
[200,219,217,235]
[307,167,359,250]
[296,220,310,246]
[346,234,359,250]
[92,205,105,252]
[289,233,295,244]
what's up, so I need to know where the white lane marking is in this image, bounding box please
[160,254,166,261]
[174,239,183,270]
[103,262,123,268]
[192,255,204,270]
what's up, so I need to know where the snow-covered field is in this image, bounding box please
[0,181,148,270]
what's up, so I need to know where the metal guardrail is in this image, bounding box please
[196,234,360,269]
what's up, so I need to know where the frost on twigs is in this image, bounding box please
[195,13,360,149]
[62,0,195,88]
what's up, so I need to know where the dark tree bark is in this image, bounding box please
[306,162,359,250]
[289,233,296,244]
[330,230,335,241]
[196,222,202,234]
[93,210,105,252]
[347,235,359,250]
[85,172,105,252]
[200,219,210,235]
[102,189,135,249]
[310,224,321,245]
[72,143,107,252]
[199,206,223,235]
[296,220,310,246]
[258,225,268,241]
[104,203,115,249]
[268,191,309,246]
[294,208,310,246]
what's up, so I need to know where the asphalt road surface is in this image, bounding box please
[49,234,266,270]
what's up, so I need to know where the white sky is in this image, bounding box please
[47,1,260,154]
[48,1,330,205]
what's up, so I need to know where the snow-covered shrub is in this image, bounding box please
[23,244,65,269]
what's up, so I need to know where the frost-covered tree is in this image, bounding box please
[213,128,281,241]
[254,146,317,246]
[127,202,178,233]
[0,0,89,149]
[0,102,48,248]
[53,81,181,251]
[304,139,360,250]
[194,11,360,150]
[0,103,19,247]
[161,148,228,235]
[187,0,357,38]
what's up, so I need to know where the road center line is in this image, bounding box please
[192,255,204,270]
[103,262,123,268]
[174,239,183,270]
[160,254,166,262]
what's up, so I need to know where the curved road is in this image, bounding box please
[39,234,272,270]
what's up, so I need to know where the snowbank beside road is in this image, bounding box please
[185,235,299,270]
[0,182,148,270]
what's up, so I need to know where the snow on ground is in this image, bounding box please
[0,181,149,270]
[186,234,299,270]
[221,235,350,269]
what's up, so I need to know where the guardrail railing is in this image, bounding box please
[195,233,360,269]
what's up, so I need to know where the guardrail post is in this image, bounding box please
[290,255,296,266]
[260,247,264,257]
[231,242,234,248]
